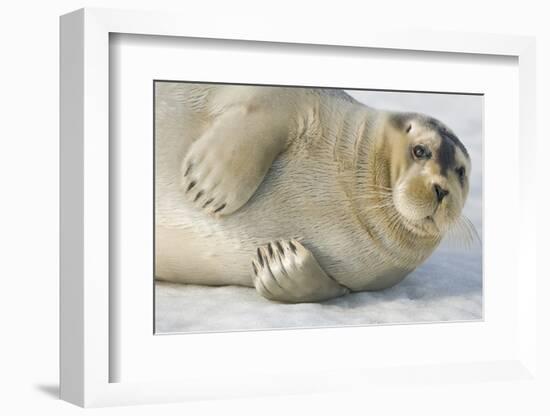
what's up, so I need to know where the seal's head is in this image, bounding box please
[383,113,471,238]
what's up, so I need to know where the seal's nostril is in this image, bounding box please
[434,184,449,203]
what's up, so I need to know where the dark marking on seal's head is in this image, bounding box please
[424,117,469,176]
[391,112,469,176]
[425,117,469,160]
[437,136,455,175]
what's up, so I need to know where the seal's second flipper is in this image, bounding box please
[251,239,350,303]
[180,106,288,216]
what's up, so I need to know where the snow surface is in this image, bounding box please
[155,89,483,334]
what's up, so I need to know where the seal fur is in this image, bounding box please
[155,83,472,302]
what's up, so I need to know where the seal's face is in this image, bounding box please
[389,115,471,237]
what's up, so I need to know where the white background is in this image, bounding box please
[1,1,548,415]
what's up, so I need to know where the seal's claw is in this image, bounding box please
[251,239,350,303]
[179,134,263,217]
[179,103,289,217]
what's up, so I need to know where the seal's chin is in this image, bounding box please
[423,215,441,234]
[419,210,462,238]
[393,202,445,238]
[399,214,438,237]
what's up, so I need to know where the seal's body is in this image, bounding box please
[155,83,471,302]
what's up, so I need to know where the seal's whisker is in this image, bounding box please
[357,202,394,210]
[351,199,393,206]
[359,185,393,191]
[352,191,393,198]
[359,197,392,203]
[365,204,395,210]
[361,187,393,193]
[462,216,481,244]
[456,217,475,249]
[385,214,401,237]
[385,210,408,240]
[444,215,480,249]
[362,184,393,190]
[444,221,467,249]
[458,216,480,247]
[366,201,394,207]
[352,194,393,202]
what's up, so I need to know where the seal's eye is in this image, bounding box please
[456,166,466,184]
[412,144,431,160]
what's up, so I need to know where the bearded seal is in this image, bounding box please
[155,83,472,303]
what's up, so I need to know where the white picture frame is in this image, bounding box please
[60,7,538,407]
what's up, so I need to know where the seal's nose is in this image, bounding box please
[434,184,449,203]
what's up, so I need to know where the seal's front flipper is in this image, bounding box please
[181,106,288,216]
[251,239,350,303]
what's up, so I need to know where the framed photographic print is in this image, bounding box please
[60,8,539,407]
[153,82,483,334]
